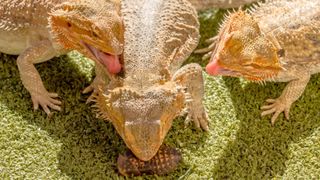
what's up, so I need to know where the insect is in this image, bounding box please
[117,145,182,176]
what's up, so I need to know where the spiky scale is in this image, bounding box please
[117,145,182,176]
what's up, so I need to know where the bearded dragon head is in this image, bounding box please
[206,11,283,81]
[49,0,123,74]
[93,82,185,161]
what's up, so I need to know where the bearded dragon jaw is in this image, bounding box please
[92,0,204,161]
[201,0,320,124]
[188,0,257,10]
[173,63,209,131]
[1,0,123,115]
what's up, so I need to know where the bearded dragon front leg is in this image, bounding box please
[16,40,62,115]
[173,63,209,131]
[261,71,311,125]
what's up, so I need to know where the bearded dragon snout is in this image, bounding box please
[206,57,219,75]
[124,120,163,161]
[133,148,159,162]
[206,57,239,77]
[206,56,228,76]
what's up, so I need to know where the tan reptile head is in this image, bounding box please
[90,0,202,162]
[94,82,185,161]
[206,11,283,81]
[49,0,123,74]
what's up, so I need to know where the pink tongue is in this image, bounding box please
[98,51,122,74]
[206,58,221,75]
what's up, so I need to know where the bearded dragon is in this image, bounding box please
[92,0,208,161]
[0,0,123,115]
[198,0,320,125]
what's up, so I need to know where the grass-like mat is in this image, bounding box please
[1,9,320,179]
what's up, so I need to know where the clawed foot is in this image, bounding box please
[194,36,218,60]
[261,98,291,125]
[82,76,104,103]
[82,83,97,103]
[31,92,61,115]
[185,105,209,131]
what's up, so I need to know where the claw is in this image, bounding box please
[261,104,275,110]
[49,103,61,111]
[199,112,209,131]
[193,116,200,129]
[83,76,106,103]
[86,91,97,104]
[205,36,218,44]
[194,43,216,54]
[261,107,276,116]
[202,51,213,60]
[185,107,209,131]
[184,115,192,127]
[83,74,106,94]
[284,108,290,120]
[49,98,62,105]
[33,100,39,111]
[42,105,51,115]
[271,110,281,126]
[194,36,218,55]
[49,93,59,98]
[83,85,94,94]
[266,99,276,103]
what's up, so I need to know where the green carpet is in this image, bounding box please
[1,9,320,179]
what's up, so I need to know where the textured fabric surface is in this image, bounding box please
[0,9,319,179]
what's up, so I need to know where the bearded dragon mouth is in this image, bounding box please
[82,41,122,74]
[206,57,276,81]
[206,57,240,77]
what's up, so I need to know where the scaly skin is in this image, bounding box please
[188,0,257,10]
[0,0,123,115]
[198,0,320,125]
[117,145,181,176]
[92,0,208,161]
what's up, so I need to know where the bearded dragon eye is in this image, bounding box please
[92,31,98,38]
[67,22,72,27]
[277,49,285,57]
